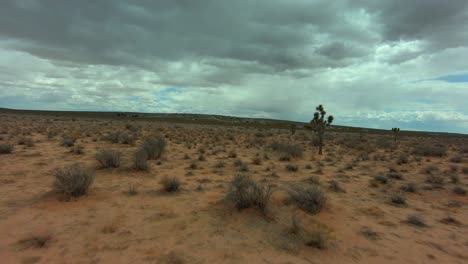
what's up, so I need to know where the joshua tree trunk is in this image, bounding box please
[318,133,323,155]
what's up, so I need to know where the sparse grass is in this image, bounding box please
[288,185,326,214]
[96,149,121,168]
[17,234,51,249]
[270,141,303,158]
[360,227,379,240]
[160,176,180,192]
[0,143,14,154]
[53,163,94,198]
[405,215,427,227]
[412,144,447,157]
[328,180,345,192]
[127,184,138,196]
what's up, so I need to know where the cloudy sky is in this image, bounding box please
[0,0,467,133]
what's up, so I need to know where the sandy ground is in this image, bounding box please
[0,113,467,264]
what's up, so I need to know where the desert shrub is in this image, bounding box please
[288,185,326,214]
[328,180,345,192]
[160,176,180,192]
[198,154,206,161]
[286,164,298,172]
[133,149,149,171]
[0,143,14,154]
[387,172,403,180]
[400,182,417,193]
[449,174,459,184]
[228,150,237,158]
[71,145,84,154]
[412,144,447,157]
[96,149,121,168]
[463,167,468,175]
[406,215,427,227]
[423,165,439,175]
[18,136,34,146]
[390,193,406,205]
[374,175,388,184]
[453,186,466,196]
[270,141,303,158]
[119,132,135,144]
[305,229,328,249]
[252,157,262,165]
[102,132,120,143]
[61,137,76,147]
[305,176,320,185]
[426,174,444,188]
[449,155,463,163]
[53,163,94,198]
[396,154,409,165]
[225,174,273,214]
[141,136,166,160]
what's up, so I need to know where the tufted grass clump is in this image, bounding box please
[133,149,149,171]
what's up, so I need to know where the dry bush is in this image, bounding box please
[390,193,406,205]
[71,145,84,154]
[288,185,326,214]
[270,141,303,158]
[400,182,417,193]
[0,143,14,154]
[141,136,166,160]
[133,149,149,171]
[453,186,466,196]
[53,163,94,198]
[61,137,76,147]
[426,174,444,188]
[405,215,427,227]
[225,174,273,215]
[96,149,121,168]
[286,164,298,172]
[160,176,180,192]
[449,155,464,163]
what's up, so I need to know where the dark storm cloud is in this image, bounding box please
[0,0,375,75]
[361,0,468,51]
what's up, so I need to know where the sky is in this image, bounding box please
[0,0,467,134]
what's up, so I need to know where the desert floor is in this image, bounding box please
[0,113,467,264]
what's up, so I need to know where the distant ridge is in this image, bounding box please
[0,107,466,137]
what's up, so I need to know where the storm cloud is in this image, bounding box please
[0,0,467,133]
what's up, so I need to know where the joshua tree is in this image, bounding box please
[310,105,334,155]
[391,128,400,142]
